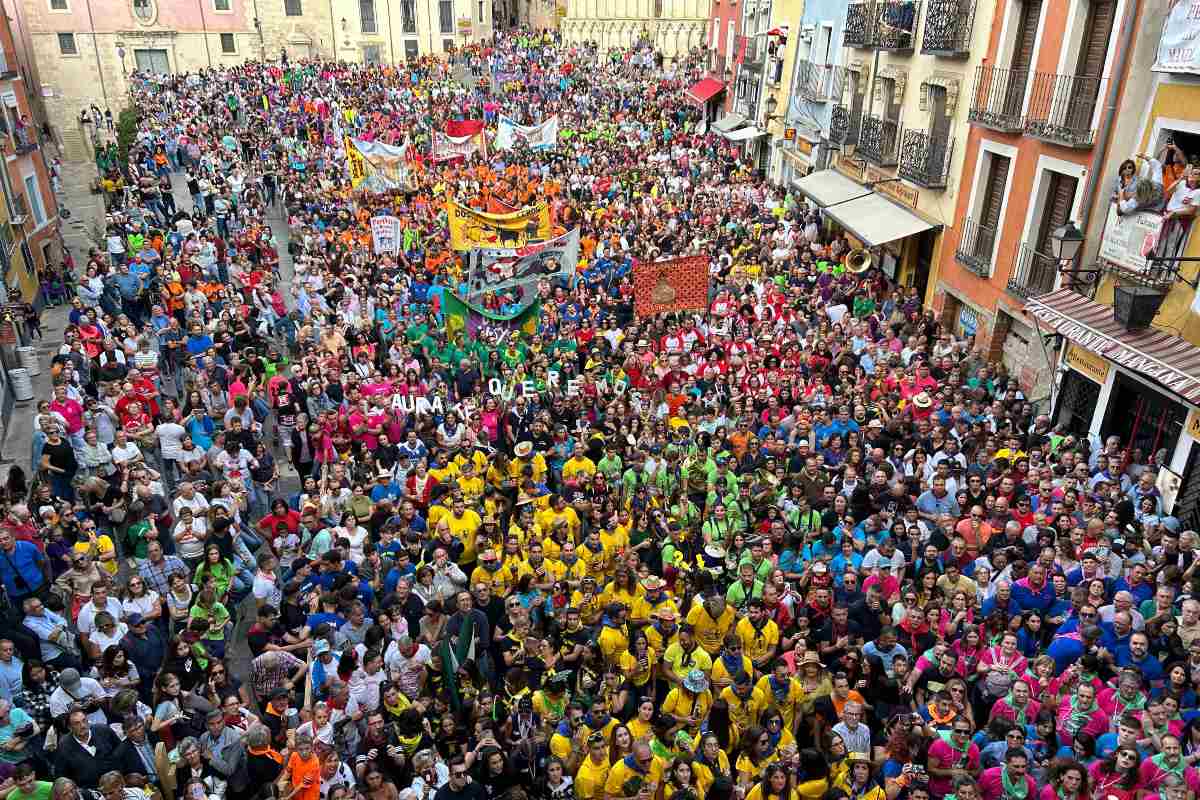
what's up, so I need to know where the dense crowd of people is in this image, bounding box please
[0,26,1197,800]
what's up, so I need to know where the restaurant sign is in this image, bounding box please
[866,165,920,209]
[1029,302,1200,399]
[1064,342,1111,385]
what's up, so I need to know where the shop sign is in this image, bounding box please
[834,155,865,182]
[784,128,797,141]
[1030,303,1200,399]
[457,17,473,30]
[1098,206,1164,273]
[866,165,919,209]
[1155,0,1200,74]
[1064,342,1110,385]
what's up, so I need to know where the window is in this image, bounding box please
[213,0,230,9]
[478,0,483,21]
[285,0,301,15]
[132,0,154,21]
[401,0,416,32]
[220,33,236,52]
[23,175,45,227]
[443,38,455,51]
[363,44,381,63]
[439,0,453,33]
[57,33,77,54]
[404,40,419,60]
[49,0,68,9]
[360,0,377,32]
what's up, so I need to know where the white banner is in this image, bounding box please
[370,215,401,255]
[495,115,560,150]
[1155,0,1200,73]
[433,132,484,162]
[351,138,412,190]
[1098,205,1166,274]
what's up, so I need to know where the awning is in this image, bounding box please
[725,125,768,141]
[822,193,934,246]
[1027,288,1200,406]
[713,113,747,133]
[687,77,726,105]
[791,169,870,207]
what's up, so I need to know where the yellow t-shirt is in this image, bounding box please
[597,622,630,663]
[445,510,482,563]
[734,617,781,663]
[575,755,611,799]
[73,537,118,576]
[563,456,598,483]
[755,674,804,732]
[618,646,658,687]
[710,653,754,692]
[662,642,713,681]
[605,754,665,798]
[719,684,768,730]
[661,688,713,733]
[686,603,736,655]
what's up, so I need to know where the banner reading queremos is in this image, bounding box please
[495,115,560,150]
[445,199,552,250]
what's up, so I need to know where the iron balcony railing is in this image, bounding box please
[1008,242,1060,298]
[830,104,863,145]
[796,61,846,101]
[1024,72,1105,148]
[968,64,1028,133]
[955,216,997,276]
[874,0,920,51]
[858,115,901,165]
[920,0,974,56]
[845,2,874,47]
[898,129,953,188]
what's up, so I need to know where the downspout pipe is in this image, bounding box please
[1076,0,1140,235]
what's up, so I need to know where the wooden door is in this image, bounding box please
[975,154,1010,257]
[1068,0,1116,131]
[1004,0,1042,117]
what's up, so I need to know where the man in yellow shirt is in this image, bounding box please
[578,529,612,583]
[444,497,482,566]
[756,658,804,732]
[537,495,581,541]
[720,670,767,729]
[605,741,664,800]
[562,442,597,488]
[596,602,630,663]
[644,607,681,653]
[734,598,781,673]
[686,595,736,656]
[575,732,612,798]
[469,550,512,593]
[455,461,485,505]
[661,669,713,737]
[630,577,679,625]
[511,440,549,484]
[661,624,713,685]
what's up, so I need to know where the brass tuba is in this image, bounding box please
[846,248,873,273]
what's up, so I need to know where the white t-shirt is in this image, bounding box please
[1167,180,1200,214]
[122,591,161,621]
[77,597,124,635]
[253,572,283,609]
[383,641,432,699]
[111,442,143,464]
[156,422,187,460]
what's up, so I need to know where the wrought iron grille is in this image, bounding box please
[845,2,874,47]
[1024,72,1104,148]
[1007,243,1059,299]
[921,0,974,56]
[858,115,900,165]
[830,104,863,145]
[955,216,997,276]
[967,65,1027,132]
[873,0,919,51]
[898,129,953,188]
[797,61,845,101]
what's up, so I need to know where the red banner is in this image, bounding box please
[445,119,484,137]
[633,255,710,317]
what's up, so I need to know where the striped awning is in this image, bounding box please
[1026,287,1200,406]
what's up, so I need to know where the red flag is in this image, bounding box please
[634,256,710,317]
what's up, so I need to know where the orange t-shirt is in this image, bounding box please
[285,752,321,800]
[831,690,866,718]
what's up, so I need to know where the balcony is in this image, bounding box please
[845,2,875,47]
[921,0,974,57]
[873,0,920,52]
[898,129,953,188]
[0,52,15,80]
[796,61,845,102]
[1007,243,1059,298]
[738,35,763,69]
[830,104,863,145]
[1024,72,1104,148]
[968,64,1028,133]
[858,115,901,166]
[955,216,997,276]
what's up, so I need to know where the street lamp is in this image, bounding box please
[1050,221,1084,263]
[764,93,779,122]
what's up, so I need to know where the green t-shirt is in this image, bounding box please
[10,782,52,800]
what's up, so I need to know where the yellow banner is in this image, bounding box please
[345,137,368,190]
[446,199,552,251]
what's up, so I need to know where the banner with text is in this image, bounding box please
[1155,0,1200,73]
[349,139,412,192]
[370,215,402,255]
[433,131,487,163]
[446,199,552,251]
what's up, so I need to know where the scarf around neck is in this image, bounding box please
[1151,752,1185,778]
[1003,692,1029,727]
[1001,767,1029,800]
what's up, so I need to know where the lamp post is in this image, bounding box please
[1050,220,1084,264]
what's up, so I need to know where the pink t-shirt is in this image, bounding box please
[49,398,84,434]
[978,766,1035,800]
[927,738,979,797]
